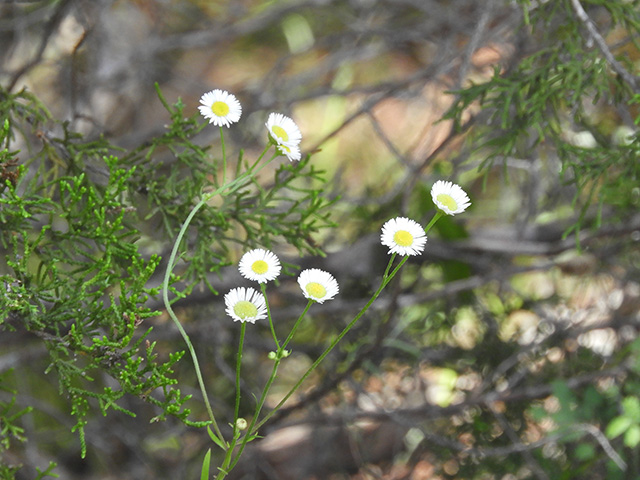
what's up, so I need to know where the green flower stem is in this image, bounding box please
[220,126,227,185]
[281,300,313,351]
[162,195,224,444]
[424,210,443,233]
[261,283,280,350]
[225,152,278,198]
[226,359,281,474]
[383,255,409,288]
[161,148,277,448]
[250,144,274,171]
[218,210,447,478]
[250,255,406,435]
[234,323,246,429]
[382,252,398,280]
[226,300,313,474]
[217,320,246,480]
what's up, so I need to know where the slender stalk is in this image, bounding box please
[250,144,275,171]
[251,255,404,433]
[261,283,280,350]
[217,209,447,478]
[162,197,224,442]
[227,300,313,472]
[161,165,273,445]
[219,321,246,478]
[234,323,246,425]
[227,355,281,473]
[382,252,397,280]
[281,301,313,351]
[220,126,227,184]
[424,211,443,233]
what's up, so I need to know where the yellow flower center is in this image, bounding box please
[251,260,269,275]
[233,300,258,319]
[393,230,414,247]
[437,193,458,211]
[211,101,230,117]
[305,282,326,299]
[271,125,289,142]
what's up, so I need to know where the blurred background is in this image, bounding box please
[2,0,640,479]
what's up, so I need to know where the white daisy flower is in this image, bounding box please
[276,143,302,162]
[198,89,242,127]
[224,287,267,323]
[380,217,427,256]
[297,269,339,304]
[430,180,471,216]
[238,248,281,283]
[266,113,302,147]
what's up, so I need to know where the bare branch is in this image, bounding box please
[569,0,639,92]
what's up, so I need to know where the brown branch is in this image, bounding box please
[7,0,76,91]
[569,0,639,92]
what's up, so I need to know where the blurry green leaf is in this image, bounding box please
[606,416,632,439]
[621,396,640,422]
[551,380,576,412]
[575,443,595,461]
[382,338,422,359]
[582,386,604,418]
[485,292,505,316]
[529,405,548,422]
[624,424,640,448]
[282,13,314,53]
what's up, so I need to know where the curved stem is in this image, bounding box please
[161,165,272,445]
[162,197,223,442]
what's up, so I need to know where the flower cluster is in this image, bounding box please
[225,248,339,323]
[380,181,471,256]
[199,89,302,161]
[187,88,474,480]
[198,89,470,320]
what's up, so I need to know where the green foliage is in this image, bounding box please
[0,377,30,451]
[3,1,640,477]
[119,86,332,294]
[200,448,211,480]
[444,0,640,233]
[0,370,58,478]
[606,396,640,448]
[0,83,333,476]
